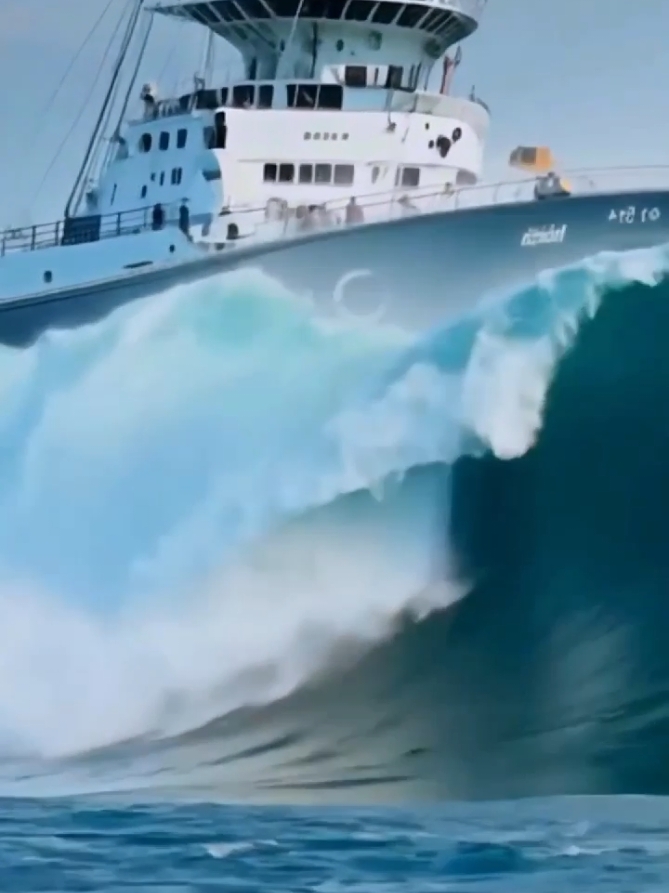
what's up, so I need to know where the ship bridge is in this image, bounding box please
[154,0,485,78]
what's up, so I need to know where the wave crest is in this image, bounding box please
[0,244,667,775]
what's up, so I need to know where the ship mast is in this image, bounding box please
[65,0,147,219]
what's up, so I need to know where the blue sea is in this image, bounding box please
[1,244,669,888]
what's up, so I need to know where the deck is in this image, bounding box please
[3,165,669,258]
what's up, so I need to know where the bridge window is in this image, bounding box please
[159,131,170,150]
[258,84,274,108]
[334,164,354,185]
[315,163,331,184]
[298,164,313,183]
[139,133,152,153]
[372,1,399,23]
[344,65,367,87]
[263,163,277,182]
[288,84,318,108]
[220,87,229,105]
[195,89,219,110]
[344,0,375,21]
[177,128,188,149]
[397,4,428,27]
[233,84,255,108]
[401,166,420,187]
[203,126,215,149]
[278,163,294,182]
[318,84,343,109]
[171,168,183,185]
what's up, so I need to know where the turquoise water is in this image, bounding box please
[2,245,669,886]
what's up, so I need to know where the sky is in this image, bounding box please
[0,0,667,226]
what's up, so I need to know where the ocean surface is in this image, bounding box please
[1,243,669,888]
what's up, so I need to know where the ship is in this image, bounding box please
[2,0,669,347]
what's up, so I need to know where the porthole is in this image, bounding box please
[304,132,311,139]
[43,270,53,283]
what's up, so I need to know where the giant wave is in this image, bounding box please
[0,244,669,801]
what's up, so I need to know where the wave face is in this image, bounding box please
[0,246,669,801]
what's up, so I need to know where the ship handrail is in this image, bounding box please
[3,163,669,258]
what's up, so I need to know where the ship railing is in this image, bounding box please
[317,164,669,220]
[0,203,187,257]
[4,164,669,259]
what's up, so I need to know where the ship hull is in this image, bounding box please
[1,190,669,347]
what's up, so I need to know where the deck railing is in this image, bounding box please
[3,164,669,259]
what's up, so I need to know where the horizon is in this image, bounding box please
[0,0,666,226]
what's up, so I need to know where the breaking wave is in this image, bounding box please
[0,243,668,800]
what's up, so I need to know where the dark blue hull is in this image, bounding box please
[2,189,669,347]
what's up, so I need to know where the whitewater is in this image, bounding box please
[0,242,668,793]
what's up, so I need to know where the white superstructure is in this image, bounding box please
[93,0,489,240]
[1,0,491,298]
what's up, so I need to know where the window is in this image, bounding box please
[159,172,165,185]
[139,133,152,153]
[171,167,183,185]
[220,87,228,105]
[263,163,278,182]
[203,168,222,181]
[194,89,219,110]
[401,166,420,187]
[334,164,354,185]
[232,84,255,107]
[258,84,274,108]
[140,185,148,199]
[110,184,117,205]
[345,0,375,21]
[159,131,170,150]
[344,65,367,87]
[386,65,403,90]
[203,126,215,149]
[342,132,349,140]
[177,128,188,149]
[214,111,227,149]
[315,164,331,183]
[287,83,318,108]
[278,163,294,182]
[298,164,313,183]
[304,132,312,140]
